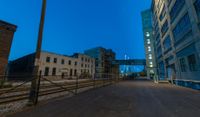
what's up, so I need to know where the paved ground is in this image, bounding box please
[8,79,200,117]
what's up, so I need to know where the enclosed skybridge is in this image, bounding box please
[112,59,146,66]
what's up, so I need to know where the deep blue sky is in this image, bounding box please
[0,0,151,60]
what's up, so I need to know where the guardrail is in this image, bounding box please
[0,74,122,105]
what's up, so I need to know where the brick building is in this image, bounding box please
[0,20,17,77]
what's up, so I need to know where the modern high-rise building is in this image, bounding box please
[141,9,157,80]
[84,47,119,78]
[0,20,17,77]
[151,0,200,83]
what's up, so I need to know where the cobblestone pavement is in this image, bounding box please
[7,79,200,117]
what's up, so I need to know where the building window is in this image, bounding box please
[61,59,65,65]
[74,69,77,76]
[81,64,83,67]
[44,67,49,76]
[52,68,56,76]
[194,0,200,19]
[149,54,152,60]
[155,33,160,42]
[75,61,77,66]
[148,46,151,52]
[146,32,150,37]
[81,57,84,61]
[163,35,171,51]
[173,13,191,41]
[187,54,197,71]
[161,20,168,37]
[147,39,151,44]
[158,61,165,79]
[46,57,50,63]
[180,58,187,72]
[70,69,73,76]
[54,58,57,63]
[157,46,162,58]
[68,60,71,65]
[170,0,185,23]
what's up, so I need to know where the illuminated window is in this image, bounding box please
[150,70,154,73]
[148,46,151,52]
[149,54,152,60]
[147,39,151,44]
[146,32,150,37]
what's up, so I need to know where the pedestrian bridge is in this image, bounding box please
[112,59,146,65]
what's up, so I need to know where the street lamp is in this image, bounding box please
[29,0,46,105]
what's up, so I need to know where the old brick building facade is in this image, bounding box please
[0,20,17,76]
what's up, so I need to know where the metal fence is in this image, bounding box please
[0,73,122,105]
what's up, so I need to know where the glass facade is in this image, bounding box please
[158,61,165,80]
[187,54,197,71]
[151,0,200,83]
[161,20,169,37]
[194,0,200,19]
[173,13,191,42]
[179,58,186,72]
[156,46,162,58]
[170,0,185,23]
[163,35,171,51]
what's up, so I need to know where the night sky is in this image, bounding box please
[0,0,151,60]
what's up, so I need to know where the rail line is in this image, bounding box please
[0,79,119,105]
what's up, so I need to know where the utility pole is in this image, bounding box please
[29,0,46,105]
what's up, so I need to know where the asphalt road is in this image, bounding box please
[8,79,200,117]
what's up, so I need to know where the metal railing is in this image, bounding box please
[0,73,122,105]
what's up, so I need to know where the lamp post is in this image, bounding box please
[29,0,46,105]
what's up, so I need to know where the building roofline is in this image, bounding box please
[0,20,17,31]
[11,50,96,62]
[84,46,114,52]
[41,51,89,58]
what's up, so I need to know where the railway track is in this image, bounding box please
[0,79,91,94]
[0,79,116,105]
